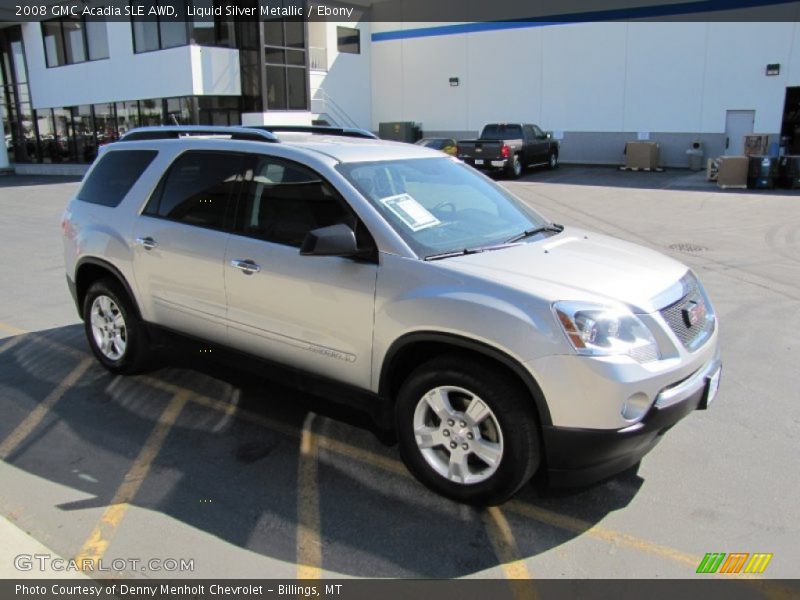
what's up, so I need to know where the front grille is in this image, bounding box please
[659,280,714,350]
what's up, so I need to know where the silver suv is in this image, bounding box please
[62,125,721,505]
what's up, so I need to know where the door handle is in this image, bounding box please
[135,236,157,250]
[230,259,261,275]
[725,137,730,150]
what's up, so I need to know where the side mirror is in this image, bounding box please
[545,132,552,139]
[300,223,359,257]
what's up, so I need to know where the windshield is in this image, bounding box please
[337,157,548,258]
[418,139,444,149]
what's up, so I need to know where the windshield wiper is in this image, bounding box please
[424,242,517,261]
[504,223,564,244]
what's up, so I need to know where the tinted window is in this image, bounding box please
[149,151,244,229]
[77,150,157,207]
[236,157,354,247]
[42,20,65,67]
[337,27,360,54]
[481,124,522,140]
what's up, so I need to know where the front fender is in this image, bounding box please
[372,254,568,393]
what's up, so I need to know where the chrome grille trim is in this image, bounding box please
[659,277,715,350]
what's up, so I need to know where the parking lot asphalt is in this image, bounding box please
[0,167,797,581]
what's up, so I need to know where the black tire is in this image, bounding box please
[505,154,522,179]
[395,355,541,505]
[548,151,559,169]
[82,278,150,374]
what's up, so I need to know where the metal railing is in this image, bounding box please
[310,88,360,130]
[309,46,328,71]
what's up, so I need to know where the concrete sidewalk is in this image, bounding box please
[0,516,89,579]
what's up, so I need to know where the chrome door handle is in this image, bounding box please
[230,259,260,275]
[135,236,157,250]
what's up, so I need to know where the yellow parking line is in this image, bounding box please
[0,321,28,337]
[504,501,701,568]
[0,335,24,355]
[0,358,93,461]
[296,413,322,580]
[134,373,721,575]
[10,335,712,574]
[145,380,706,571]
[73,390,190,570]
[0,328,87,360]
[482,506,537,597]
[140,375,297,438]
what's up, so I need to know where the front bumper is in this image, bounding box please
[543,357,721,487]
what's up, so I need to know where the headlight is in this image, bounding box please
[553,301,660,362]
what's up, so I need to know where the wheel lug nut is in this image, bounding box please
[460,421,466,427]
[449,441,457,449]
[462,443,469,450]
[442,430,450,437]
[467,432,474,440]
[447,419,455,427]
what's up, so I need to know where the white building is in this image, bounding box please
[2,3,799,172]
[371,19,800,166]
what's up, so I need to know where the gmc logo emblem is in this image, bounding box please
[682,299,706,328]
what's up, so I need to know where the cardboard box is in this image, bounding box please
[625,141,660,169]
[716,156,749,188]
[743,134,769,157]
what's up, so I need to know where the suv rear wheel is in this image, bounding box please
[83,278,149,374]
[395,355,540,505]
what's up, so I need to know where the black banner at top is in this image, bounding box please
[0,0,799,23]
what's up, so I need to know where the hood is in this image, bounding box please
[436,227,688,313]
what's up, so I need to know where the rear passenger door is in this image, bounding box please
[132,150,246,343]
[224,155,378,389]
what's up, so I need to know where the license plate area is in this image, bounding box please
[474,159,484,165]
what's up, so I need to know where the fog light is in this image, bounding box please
[621,392,651,421]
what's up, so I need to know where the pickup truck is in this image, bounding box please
[457,123,560,178]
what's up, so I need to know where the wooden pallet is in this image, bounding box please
[618,166,665,172]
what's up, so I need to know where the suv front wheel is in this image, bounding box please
[395,356,540,505]
[83,278,150,374]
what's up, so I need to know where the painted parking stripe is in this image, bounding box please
[0,335,24,355]
[9,331,736,574]
[504,500,701,568]
[0,321,28,337]
[483,506,537,597]
[0,358,93,461]
[73,390,190,570]
[297,413,322,579]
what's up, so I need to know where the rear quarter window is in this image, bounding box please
[77,150,158,207]
[481,125,522,140]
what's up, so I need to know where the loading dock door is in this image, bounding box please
[725,110,755,155]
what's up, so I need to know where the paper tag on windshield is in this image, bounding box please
[379,193,440,232]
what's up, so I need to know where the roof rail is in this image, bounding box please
[119,126,280,143]
[244,125,378,140]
